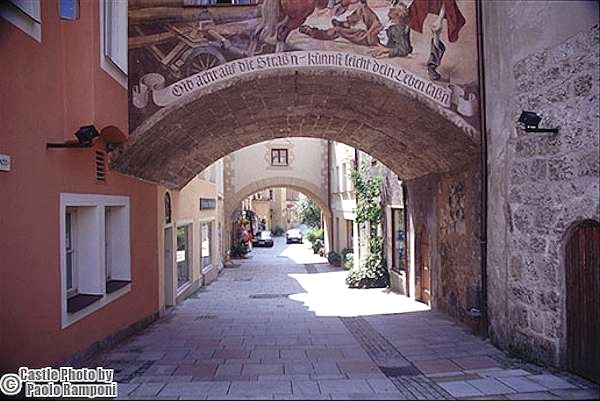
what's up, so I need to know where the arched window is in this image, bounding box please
[164,192,172,224]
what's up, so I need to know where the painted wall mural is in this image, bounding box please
[129,0,481,131]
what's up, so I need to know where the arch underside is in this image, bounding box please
[225,177,331,219]
[112,68,480,189]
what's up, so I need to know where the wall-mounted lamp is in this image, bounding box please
[518,111,559,133]
[47,125,99,148]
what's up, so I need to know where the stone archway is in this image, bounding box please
[112,67,483,329]
[111,68,480,190]
[224,176,333,258]
[225,176,331,220]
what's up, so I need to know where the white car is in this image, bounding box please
[286,229,303,244]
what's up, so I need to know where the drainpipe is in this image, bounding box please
[476,0,489,338]
[327,140,333,252]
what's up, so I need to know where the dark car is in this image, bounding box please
[286,228,303,244]
[253,230,274,247]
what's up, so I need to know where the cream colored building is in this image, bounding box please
[241,188,302,234]
[224,138,332,252]
[329,142,359,267]
[157,159,225,311]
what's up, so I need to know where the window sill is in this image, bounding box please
[62,284,131,328]
[106,279,131,294]
[67,294,103,314]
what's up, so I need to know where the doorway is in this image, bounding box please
[164,227,174,308]
[565,219,599,383]
[416,225,431,305]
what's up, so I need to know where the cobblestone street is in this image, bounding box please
[87,238,599,400]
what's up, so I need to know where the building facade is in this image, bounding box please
[1,0,598,383]
[0,0,159,371]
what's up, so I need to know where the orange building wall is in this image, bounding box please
[0,1,158,372]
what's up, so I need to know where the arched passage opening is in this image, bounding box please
[224,179,333,257]
[115,67,483,327]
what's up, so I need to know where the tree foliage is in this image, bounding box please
[293,196,321,228]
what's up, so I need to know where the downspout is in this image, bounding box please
[327,140,333,252]
[476,0,489,338]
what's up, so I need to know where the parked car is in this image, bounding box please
[253,230,274,247]
[286,228,303,244]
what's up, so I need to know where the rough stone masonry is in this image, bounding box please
[494,24,599,366]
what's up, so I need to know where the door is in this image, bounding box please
[566,220,600,383]
[164,227,175,307]
[416,225,431,305]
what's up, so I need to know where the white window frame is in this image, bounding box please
[176,221,193,293]
[60,193,131,328]
[105,207,111,280]
[0,0,42,42]
[99,0,127,88]
[65,207,78,298]
[200,220,214,274]
[271,148,289,166]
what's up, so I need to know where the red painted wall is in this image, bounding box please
[0,1,158,372]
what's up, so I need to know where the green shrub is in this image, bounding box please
[341,248,354,270]
[312,238,324,254]
[305,227,324,243]
[230,242,249,258]
[345,253,388,288]
[272,226,285,236]
[327,251,342,265]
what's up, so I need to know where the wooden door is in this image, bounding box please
[566,220,600,383]
[416,225,431,305]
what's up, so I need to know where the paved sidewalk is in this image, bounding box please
[85,238,599,400]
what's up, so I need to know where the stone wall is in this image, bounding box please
[404,161,482,330]
[405,174,439,303]
[436,162,482,329]
[483,0,599,368]
[503,25,599,366]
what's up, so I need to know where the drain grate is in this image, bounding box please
[117,360,154,383]
[234,277,253,282]
[379,365,422,377]
[195,315,217,320]
[388,376,454,400]
[249,293,291,299]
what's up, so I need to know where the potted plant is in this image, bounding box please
[312,238,324,255]
[327,251,342,267]
[341,248,353,270]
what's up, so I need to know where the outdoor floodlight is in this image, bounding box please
[518,111,559,133]
[75,125,100,144]
[47,125,99,148]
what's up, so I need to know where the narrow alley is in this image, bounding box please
[87,238,599,400]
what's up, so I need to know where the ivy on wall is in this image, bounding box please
[346,162,389,288]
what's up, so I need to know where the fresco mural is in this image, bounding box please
[129,0,481,132]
